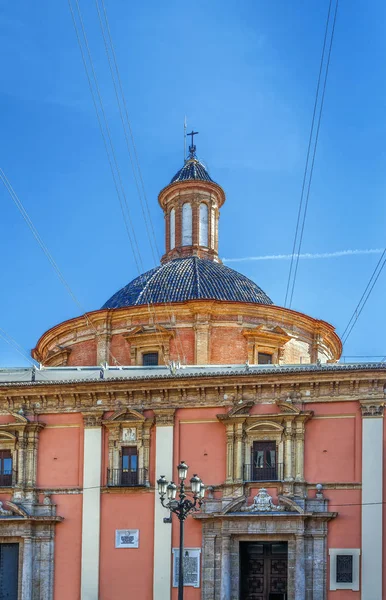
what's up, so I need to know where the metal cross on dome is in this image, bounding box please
[187,130,199,158]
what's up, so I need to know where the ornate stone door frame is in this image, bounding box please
[0,501,62,600]
[197,508,335,600]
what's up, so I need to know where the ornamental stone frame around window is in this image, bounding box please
[243,325,291,365]
[102,408,153,487]
[0,412,45,496]
[123,325,174,366]
[217,401,312,496]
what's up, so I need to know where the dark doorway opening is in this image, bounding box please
[240,541,287,600]
[0,543,19,600]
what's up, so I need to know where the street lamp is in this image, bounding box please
[157,462,206,600]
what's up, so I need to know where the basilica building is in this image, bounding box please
[0,141,384,600]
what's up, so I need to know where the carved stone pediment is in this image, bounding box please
[103,408,145,423]
[276,401,301,414]
[217,401,254,421]
[123,324,173,345]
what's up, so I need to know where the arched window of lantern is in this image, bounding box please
[170,208,175,250]
[182,203,192,246]
[199,203,208,247]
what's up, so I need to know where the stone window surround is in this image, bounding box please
[329,548,360,591]
[123,325,173,366]
[102,409,153,486]
[243,325,291,365]
[0,413,45,491]
[218,402,311,494]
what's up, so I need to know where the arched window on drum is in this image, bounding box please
[199,203,208,247]
[182,203,192,245]
[169,208,175,249]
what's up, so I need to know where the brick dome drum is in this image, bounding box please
[102,257,273,308]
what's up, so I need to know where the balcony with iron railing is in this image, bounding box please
[107,468,148,487]
[0,470,17,487]
[243,463,284,483]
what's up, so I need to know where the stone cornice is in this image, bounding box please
[158,179,226,210]
[0,372,383,416]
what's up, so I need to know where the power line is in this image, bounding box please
[68,0,176,365]
[341,248,386,346]
[0,168,122,366]
[0,327,38,367]
[94,0,187,365]
[284,0,339,308]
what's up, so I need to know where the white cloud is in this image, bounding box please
[223,249,384,263]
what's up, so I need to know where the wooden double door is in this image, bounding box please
[0,543,19,599]
[240,542,287,600]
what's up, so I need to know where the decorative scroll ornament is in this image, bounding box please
[0,501,13,516]
[241,488,284,513]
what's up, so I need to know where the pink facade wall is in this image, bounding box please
[10,400,368,598]
[99,493,154,600]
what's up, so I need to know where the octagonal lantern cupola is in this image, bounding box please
[158,133,225,264]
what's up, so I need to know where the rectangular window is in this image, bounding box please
[336,555,353,583]
[251,441,277,481]
[329,548,360,591]
[142,352,159,366]
[258,352,273,364]
[0,450,12,487]
[121,447,138,486]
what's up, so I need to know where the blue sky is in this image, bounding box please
[0,0,385,366]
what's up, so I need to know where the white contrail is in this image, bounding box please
[223,248,384,263]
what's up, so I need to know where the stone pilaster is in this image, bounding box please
[153,409,175,600]
[194,313,210,364]
[220,534,231,600]
[225,424,234,484]
[295,535,306,599]
[234,423,243,482]
[202,532,216,600]
[81,412,103,600]
[312,535,326,600]
[295,421,305,481]
[360,400,384,600]
[21,537,33,600]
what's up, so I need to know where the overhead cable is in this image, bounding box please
[94,0,187,364]
[68,0,177,365]
[0,168,122,366]
[284,0,339,308]
[341,248,386,346]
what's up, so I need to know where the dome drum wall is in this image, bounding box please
[32,301,342,368]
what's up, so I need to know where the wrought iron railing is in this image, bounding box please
[107,468,148,487]
[243,463,283,482]
[0,470,17,487]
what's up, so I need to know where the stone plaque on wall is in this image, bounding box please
[172,548,201,587]
[115,529,139,548]
[122,427,137,442]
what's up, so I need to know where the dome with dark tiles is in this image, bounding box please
[170,158,214,184]
[102,257,272,309]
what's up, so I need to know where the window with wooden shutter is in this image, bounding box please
[0,450,12,487]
